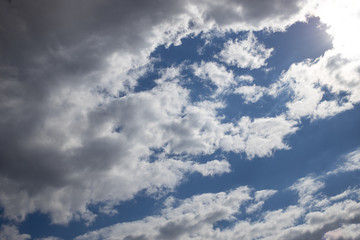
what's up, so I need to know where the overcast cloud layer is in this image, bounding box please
[1,0,360,239]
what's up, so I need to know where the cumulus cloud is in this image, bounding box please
[73,147,360,240]
[271,51,358,120]
[74,182,360,240]
[219,32,273,69]
[74,186,253,240]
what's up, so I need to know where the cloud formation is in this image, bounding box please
[0,225,30,240]
[0,0,359,236]
[74,152,360,240]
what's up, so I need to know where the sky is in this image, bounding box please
[0,0,360,239]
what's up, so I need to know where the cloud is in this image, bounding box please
[192,159,231,176]
[327,148,360,175]
[74,186,253,240]
[324,224,360,240]
[220,115,298,158]
[73,184,360,240]
[219,32,273,69]
[192,0,312,31]
[234,84,268,103]
[36,237,64,240]
[0,69,297,224]
[73,147,360,240]
[0,0,357,228]
[289,176,325,206]
[0,79,221,223]
[271,51,358,120]
[265,0,360,121]
[246,189,277,214]
[74,172,360,240]
[193,61,236,95]
[0,225,30,240]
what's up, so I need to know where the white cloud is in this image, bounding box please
[289,176,325,206]
[75,186,252,240]
[271,51,358,120]
[246,189,277,214]
[263,0,360,121]
[74,179,360,240]
[220,115,298,159]
[192,160,231,176]
[193,61,236,95]
[236,75,254,83]
[234,84,267,103]
[219,32,273,69]
[327,148,360,175]
[74,148,360,239]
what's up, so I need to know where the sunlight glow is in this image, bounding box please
[317,0,360,58]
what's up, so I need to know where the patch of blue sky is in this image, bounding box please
[18,212,87,240]
[323,171,360,197]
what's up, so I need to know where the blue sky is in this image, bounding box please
[1,0,360,239]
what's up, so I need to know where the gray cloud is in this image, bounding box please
[0,225,30,240]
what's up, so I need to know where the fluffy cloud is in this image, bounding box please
[220,115,298,158]
[219,32,273,69]
[73,184,360,240]
[234,84,268,103]
[74,186,253,240]
[272,50,359,120]
[193,61,236,95]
